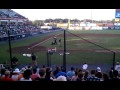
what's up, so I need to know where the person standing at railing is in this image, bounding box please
[31,53,37,67]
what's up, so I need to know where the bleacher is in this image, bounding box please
[0,9,41,41]
[0,9,27,19]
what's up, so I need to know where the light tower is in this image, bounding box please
[67,19,70,30]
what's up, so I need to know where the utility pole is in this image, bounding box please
[7,11,12,68]
[91,9,93,23]
[63,30,66,72]
[113,52,115,70]
[47,50,52,67]
[67,19,70,30]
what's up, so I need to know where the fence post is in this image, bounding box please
[113,52,115,70]
[8,28,12,68]
[47,52,49,67]
[63,30,66,72]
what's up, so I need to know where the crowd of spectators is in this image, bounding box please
[0,9,41,37]
[0,62,120,81]
[0,21,41,37]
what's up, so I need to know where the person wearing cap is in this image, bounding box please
[18,68,26,81]
[82,63,88,71]
[115,62,120,74]
[95,67,103,81]
[11,68,20,81]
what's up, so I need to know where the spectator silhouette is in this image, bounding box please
[31,53,37,66]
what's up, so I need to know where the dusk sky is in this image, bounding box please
[12,9,115,21]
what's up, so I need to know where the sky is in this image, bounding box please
[12,9,115,21]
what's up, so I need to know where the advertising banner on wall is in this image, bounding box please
[115,18,119,22]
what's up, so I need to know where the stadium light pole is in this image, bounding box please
[91,9,93,23]
[63,29,66,72]
[7,13,12,68]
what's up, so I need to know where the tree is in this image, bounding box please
[32,20,44,26]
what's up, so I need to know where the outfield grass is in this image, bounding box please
[0,30,120,66]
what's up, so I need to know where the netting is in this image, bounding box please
[8,30,120,72]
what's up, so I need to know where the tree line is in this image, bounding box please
[32,18,116,26]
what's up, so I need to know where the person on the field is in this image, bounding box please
[31,53,37,66]
[58,39,62,47]
[53,37,57,45]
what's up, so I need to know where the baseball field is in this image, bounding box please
[0,30,120,71]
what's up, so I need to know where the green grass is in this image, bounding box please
[69,30,120,34]
[0,30,120,65]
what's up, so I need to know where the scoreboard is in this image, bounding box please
[116,9,120,12]
[115,9,120,18]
